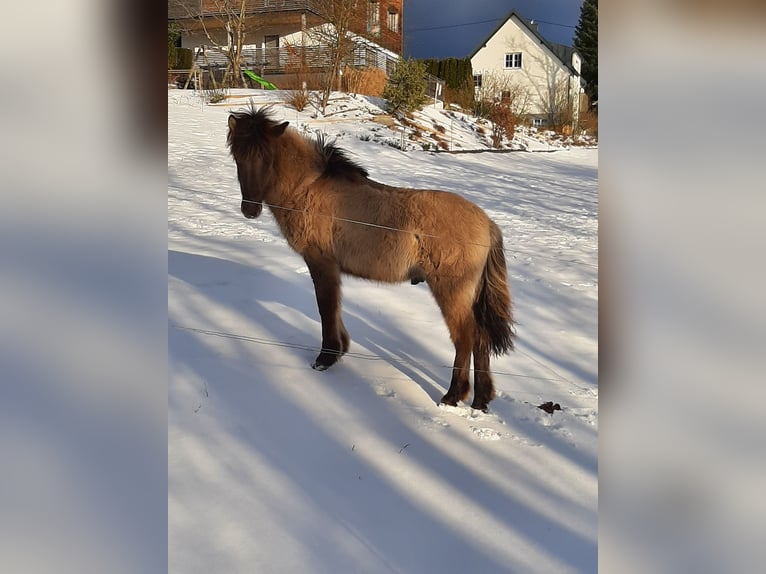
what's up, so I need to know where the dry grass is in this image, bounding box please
[284,89,310,112]
[578,109,598,138]
[343,67,387,97]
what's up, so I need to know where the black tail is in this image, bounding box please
[473,222,515,355]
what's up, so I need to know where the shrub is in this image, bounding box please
[343,67,387,97]
[168,24,181,68]
[477,101,516,148]
[383,58,428,115]
[284,88,310,112]
[421,57,474,109]
[578,109,598,138]
[204,87,227,104]
[173,48,193,70]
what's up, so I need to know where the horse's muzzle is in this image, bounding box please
[241,201,262,219]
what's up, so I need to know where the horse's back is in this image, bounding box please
[329,180,492,283]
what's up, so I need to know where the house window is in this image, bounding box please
[473,74,482,89]
[263,35,279,68]
[532,117,547,127]
[368,0,380,36]
[504,52,522,68]
[264,35,279,49]
[387,8,399,33]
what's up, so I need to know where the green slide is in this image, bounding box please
[243,70,278,90]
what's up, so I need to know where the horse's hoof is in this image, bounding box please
[439,395,459,407]
[312,352,339,371]
[471,403,490,414]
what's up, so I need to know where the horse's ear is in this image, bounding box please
[273,121,289,136]
[228,115,237,131]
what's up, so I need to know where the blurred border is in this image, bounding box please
[1,1,168,573]
[600,0,766,571]
[3,0,766,571]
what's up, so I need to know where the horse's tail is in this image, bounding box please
[473,221,515,356]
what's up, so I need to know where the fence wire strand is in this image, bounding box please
[170,323,597,398]
[168,184,598,270]
[168,172,597,398]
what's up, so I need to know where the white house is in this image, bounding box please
[470,10,585,128]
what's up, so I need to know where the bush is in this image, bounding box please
[421,57,474,109]
[578,109,598,138]
[343,67,387,97]
[173,48,193,70]
[168,24,180,68]
[203,87,227,104]
[284,88,310,112]
[477,101,517,148]
[383,58,428,115]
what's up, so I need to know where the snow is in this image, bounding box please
[169,89,598,573]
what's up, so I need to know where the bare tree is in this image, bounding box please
[544,77,574,131]
[308,0,364,114]
[500,34,581,131]
[473,72,533,147]
[474,72,533,120]
[532,57,573,130]
[519,45,578,131]
[170,0,253,88]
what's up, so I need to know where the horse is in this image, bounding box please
[226,106,515,412]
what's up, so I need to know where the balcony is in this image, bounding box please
[168,1,320,20]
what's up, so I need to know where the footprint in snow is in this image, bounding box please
[373,383,396,398]
[470,427,504,441]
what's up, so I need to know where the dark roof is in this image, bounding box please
[468,10,581,77]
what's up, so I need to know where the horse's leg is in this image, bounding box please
[432,280,475,406]
[339,317,350,355]
[305,253,346,370]
[441,326,473,406]
[471,341,495,412]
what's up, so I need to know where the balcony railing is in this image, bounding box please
[187,40,445,102]
[168,1,319,20]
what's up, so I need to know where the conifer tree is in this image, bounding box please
[574,0,598,108]
[383,58,428,115]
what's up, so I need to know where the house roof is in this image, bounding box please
[468,10,581,77]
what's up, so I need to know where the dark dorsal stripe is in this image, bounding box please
[314,134,369,181]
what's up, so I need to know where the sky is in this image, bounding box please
[403,0,583,59]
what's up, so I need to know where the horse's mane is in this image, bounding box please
[226,104,283,160]
[314,134,369,181]
[227,105,368,181]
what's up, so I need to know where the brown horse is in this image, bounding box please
[227,106,515,411]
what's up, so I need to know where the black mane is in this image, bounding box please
[227,105,284,160]
[315,134,369,181]
[227,105,369,181]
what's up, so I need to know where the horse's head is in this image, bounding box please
[226,107,289,219]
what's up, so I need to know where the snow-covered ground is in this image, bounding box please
[169,89,598,573]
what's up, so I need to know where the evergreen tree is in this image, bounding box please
[383,58,428,115]
[168,23,181,68]
[574,0,598,108]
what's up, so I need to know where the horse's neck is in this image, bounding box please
[267,144,321,207]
